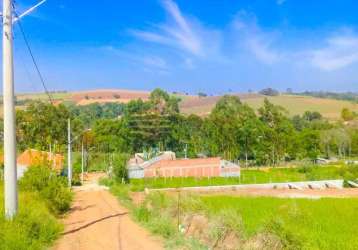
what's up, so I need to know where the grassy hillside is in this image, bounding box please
[179,94,358,119]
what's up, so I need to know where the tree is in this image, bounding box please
[198,92,207,97]
[112,153,130,182]
[259,88,279,96]
[320,128,351,158]
[258,98,294,165]
[16,101,82,151]
[341,108,355,121]
[92,119,130,153]
[204,95,261,161]
[303,111,322,121]
[298,129,320,161]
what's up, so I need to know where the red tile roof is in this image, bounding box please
[17,149,64,171]
[147,157,221,169]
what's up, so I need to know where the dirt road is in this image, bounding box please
[53,179,163,250]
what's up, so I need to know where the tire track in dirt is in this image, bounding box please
[53,182,163,250]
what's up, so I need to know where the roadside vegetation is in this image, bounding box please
[101,161,358,249]
[105,180,358,250]
[0,164,72,250]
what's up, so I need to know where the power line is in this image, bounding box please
[13,8,54,104]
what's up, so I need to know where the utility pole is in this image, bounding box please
[81,140,84,184]
[3,0,46,219]
[67,119,72,187]
[3,0,17,219]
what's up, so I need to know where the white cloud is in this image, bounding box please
[310,36,358,71]
[131,0,203,56]
[101,46,169,73]
[247,38,281,64]
[233,11,282,65]
[124,5,358,75]
[276,0,286,5]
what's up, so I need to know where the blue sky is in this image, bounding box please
[3,0,358,94]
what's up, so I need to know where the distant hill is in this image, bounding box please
[15,89,150,105]
[13,89,358,120]
[179,93,358,120]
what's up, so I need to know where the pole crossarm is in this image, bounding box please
[12,0,46,23]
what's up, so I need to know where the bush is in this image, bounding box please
[337,165,358,181]
[112,153,130,182]
[297,165,313,174]
[19,165,72,214]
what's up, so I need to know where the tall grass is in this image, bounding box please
[0,164,73,250]
[0,186,63,250]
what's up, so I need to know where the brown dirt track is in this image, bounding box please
[53,176,162,250]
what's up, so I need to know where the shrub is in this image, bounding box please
[112,153,130,182]
[337,165,358,181]
[297,165,313,174]
[19,165,72,214]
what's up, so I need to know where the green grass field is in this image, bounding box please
[199,195,358,249]
[128,165,358,191]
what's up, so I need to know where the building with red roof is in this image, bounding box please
[128,152,240,179]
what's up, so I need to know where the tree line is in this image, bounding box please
[6,88,358,166]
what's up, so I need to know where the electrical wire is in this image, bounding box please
[12,7,54,104]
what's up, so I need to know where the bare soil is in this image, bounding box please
[52,175,163,250]
[71,89,150,105]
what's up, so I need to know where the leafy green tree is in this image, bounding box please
[167,114,204,158]
[149,88,180,114]
[16,101,82,151]
[92,119,130,153]
[320,128,351,158]
[204,95,261,161]
[112,153,130,182]
[258,98,295,165]
[298,129,321,160]
[125,99,152,116]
